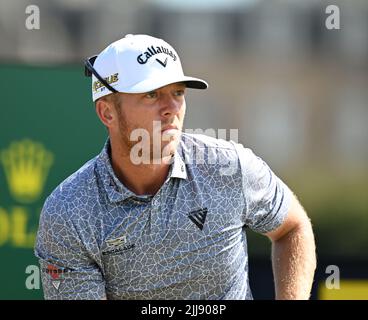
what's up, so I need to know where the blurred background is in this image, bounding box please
[0,0,367,299]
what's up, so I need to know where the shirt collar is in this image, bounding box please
[96,138,187,203]
[168,142,188,180]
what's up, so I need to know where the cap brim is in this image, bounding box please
[117,75,208,94]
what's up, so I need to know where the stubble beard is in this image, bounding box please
[118,117,180,165]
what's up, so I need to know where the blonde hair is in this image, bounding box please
[95,92,123,111]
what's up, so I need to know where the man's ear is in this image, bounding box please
[95,99,115,127]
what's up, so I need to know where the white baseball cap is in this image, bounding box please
[86,34,208,102]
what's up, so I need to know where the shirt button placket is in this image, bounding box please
[150,196,161,234]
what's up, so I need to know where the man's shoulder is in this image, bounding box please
[179,133,266,176]
[180,133,237,154]
[181,133,262,163]
[42,156,99,216]
[179,133,242,177]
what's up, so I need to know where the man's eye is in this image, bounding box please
[145,92,157,99]
[175,90,185,97]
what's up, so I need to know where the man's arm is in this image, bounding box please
[35,195,107,300]
[265,194,317,300]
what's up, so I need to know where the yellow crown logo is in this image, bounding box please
[1,139,54,204]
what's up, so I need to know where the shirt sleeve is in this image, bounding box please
[34,195,106,300]
[233,143,292,234]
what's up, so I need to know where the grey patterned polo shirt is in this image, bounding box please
[35,133,292,300]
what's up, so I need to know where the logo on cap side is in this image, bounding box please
[93,73,119,92]
[137,46,177,65]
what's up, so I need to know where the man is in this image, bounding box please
[35,34,316,300]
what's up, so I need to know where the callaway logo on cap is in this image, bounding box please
[85,34,208,102]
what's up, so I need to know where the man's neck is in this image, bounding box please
[110,142,171,196]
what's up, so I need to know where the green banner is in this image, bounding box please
[0,64,106,299]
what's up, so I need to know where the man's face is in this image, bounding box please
[112,82,186,163]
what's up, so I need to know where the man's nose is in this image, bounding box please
[160,94,181,117]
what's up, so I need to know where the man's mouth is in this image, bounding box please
[161,125,179,136]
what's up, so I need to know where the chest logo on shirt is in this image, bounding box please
[103,235,135,255]
[188,208,208,231]
[106,235,127,247]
